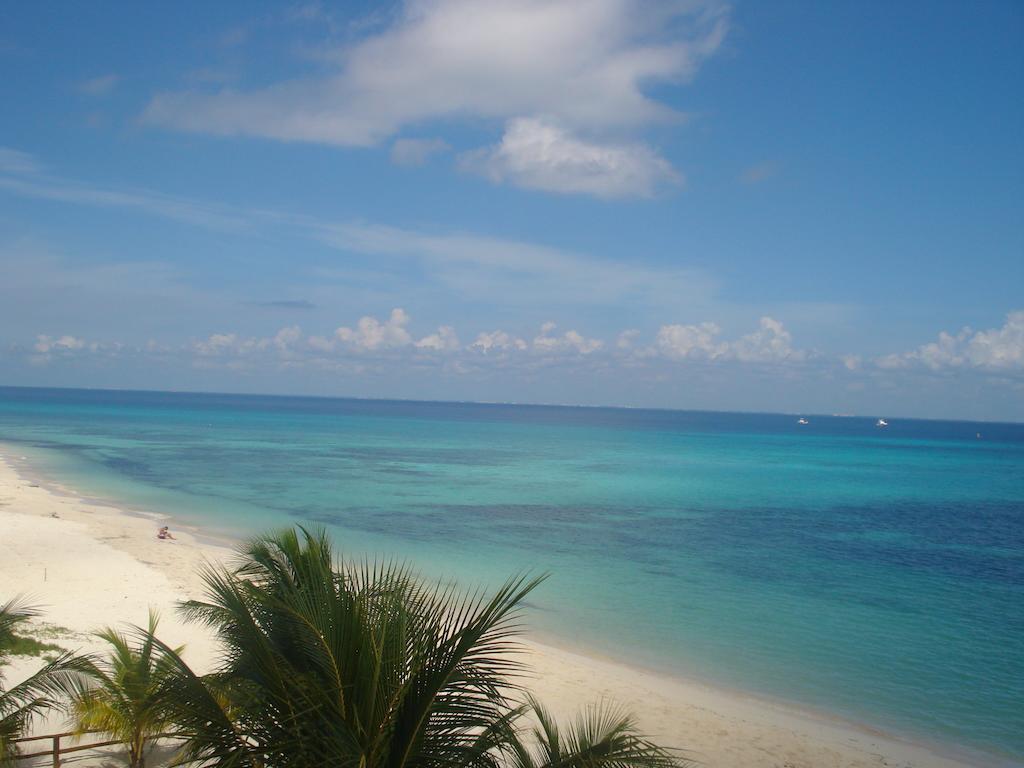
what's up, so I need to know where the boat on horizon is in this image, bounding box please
[876,419,889,427]
[797,418,809,425]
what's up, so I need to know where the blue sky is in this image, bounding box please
[1,0,1022,420]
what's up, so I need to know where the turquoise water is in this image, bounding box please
[1,387,1022,763]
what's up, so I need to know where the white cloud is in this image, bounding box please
[470,330,527,353]
[415,325,460,351]
[616,329,640,350]
[263,325,303,353]
[335,308,413,350]
[140,0,724,197]
[34,334,86,354]
[0,152,717,310]
[390,137,450,166]
[655,316,804,362]
[460,117,680,198]
[877,311,1024,371]
[533,321,603,354]
[1,150,723,313]
[190,312,457,361]
[195,332,239,356]
[42,310,1024,397]
[187,315,809,370]
[964,311,1024,368]
[307,334,336,352]
[655,321,726,360]
[732,316,804,363]
[193,326,303,360]
[30,315,809,374]
[29,334,106,365]
[144,0,728,147]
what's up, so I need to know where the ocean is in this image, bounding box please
[0,386,1021,763]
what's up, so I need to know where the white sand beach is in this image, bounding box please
[0,448,980,768]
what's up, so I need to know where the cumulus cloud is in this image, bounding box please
[460,117,680,198]
[969,311,1024,368]
[655,317,804,362]
[30,334,107,365]
[470,330,528,353]
[194,326,304,359]
[335,308,413,351]
[732,316,804,362]
[34,334,87,354]
[18,307,825,383]
[616,329,640,350]
[187,312,599,364]
[390,137,450,166]
[415,325,460,351]
[655,321,727,360]
[186,314,812,371]
[141,1,726,197]
[877,311,1024,371]
[195,332,239,356]
[144,0,728,146]
[267,325,303,353]
[533,321,603,354]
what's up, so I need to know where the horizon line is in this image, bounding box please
[1,383,1020,427]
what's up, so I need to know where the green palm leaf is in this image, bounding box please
[151,526,691,768]
[65,610,184,768]
[502,696,693,768]
[0,597,92,767]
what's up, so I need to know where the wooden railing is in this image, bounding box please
[10,730,175,767]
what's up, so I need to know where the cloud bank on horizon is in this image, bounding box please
[0,1,1022,420]
[18,308,1024,383]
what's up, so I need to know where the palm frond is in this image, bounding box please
[61,613,187,767]
[505,696,693,768]
[153,526,688,768]
[0,597,93,766]
[0,597,42,675]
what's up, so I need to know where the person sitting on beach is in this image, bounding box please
[157,526,175,540]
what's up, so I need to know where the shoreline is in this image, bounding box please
[0,445,1008,768]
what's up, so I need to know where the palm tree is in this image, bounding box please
[500,696,681,768]
[151,526,690,768]
[0,597,86,767]
[66,611,181,768]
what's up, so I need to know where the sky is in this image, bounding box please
[0,0,1022,421]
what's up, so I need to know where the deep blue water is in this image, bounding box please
[1,386,1022,762]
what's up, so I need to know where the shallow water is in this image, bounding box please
[1,386,1021,761]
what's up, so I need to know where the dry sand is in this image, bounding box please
[0,448,981,768]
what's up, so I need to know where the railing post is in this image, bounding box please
[51,734,60,767]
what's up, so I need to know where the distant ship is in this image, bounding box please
[797,418,809,425]
[876,419,889,427]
